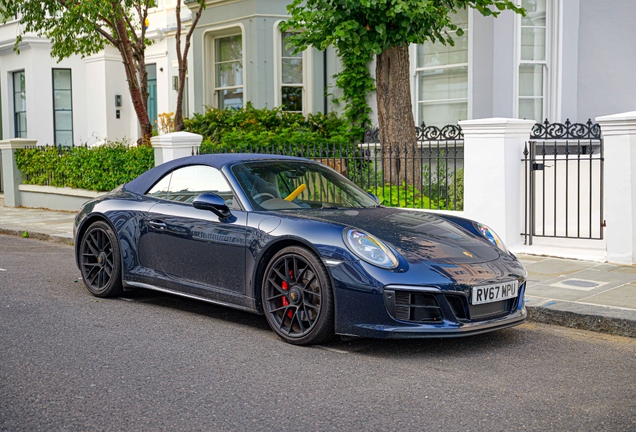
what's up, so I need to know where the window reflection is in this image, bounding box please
[146,165,236,207]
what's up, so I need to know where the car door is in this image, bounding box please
[141,165,248,294]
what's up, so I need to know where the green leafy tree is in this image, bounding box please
[282,0,523,185]
[1,0,156,143]
[174,0,205,132]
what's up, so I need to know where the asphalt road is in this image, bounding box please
[1,235,635,431]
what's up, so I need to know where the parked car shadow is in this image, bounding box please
[118,289,272,332]
[118,288,528,357]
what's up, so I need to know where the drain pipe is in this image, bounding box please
[323,50,328,114]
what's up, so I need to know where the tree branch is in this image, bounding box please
[95,24,119,46]
[123,10,141,45]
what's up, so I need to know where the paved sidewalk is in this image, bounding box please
[0,205,75,244]
[1,204,635,338]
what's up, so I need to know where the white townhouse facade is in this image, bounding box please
[1,0,635,145]
[188,0,636,127]
[0,0,195,146]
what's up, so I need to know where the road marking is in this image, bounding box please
[0,269,6,272]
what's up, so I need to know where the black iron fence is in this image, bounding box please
[198,124,465,210]
[522,119,604,244]
[18,144,86,187]
[11,128,464,210]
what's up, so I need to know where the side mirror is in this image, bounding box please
[193,193,232,219]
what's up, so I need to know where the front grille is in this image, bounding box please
[469,299,513,320]
[445,295,468,320]
[384,290,443,323]
[468,282,524,320]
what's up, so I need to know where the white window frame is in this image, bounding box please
[273,21,313,116]
[410,9,472,127]
[514,0,562,122]
[13,70,27,139]
[52,68,74,146]
[203,24,246,109]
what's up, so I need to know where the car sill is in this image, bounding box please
[124,281,259,314]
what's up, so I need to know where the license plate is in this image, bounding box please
[472,280,519,305]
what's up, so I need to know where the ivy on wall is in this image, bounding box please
[332,51,375,141]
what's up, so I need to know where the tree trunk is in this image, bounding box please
[376,43,419,190]
[175,65,187,131]
[174,2,203,132]
[112,14,152,144]
[135,56,152,143]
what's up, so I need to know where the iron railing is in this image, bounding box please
[198,125,464,210]
[18,144,88,187]
[14,125,465,211]
[522,119,604,244]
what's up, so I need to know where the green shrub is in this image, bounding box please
[185,103,358,152]
[369,183,433,208]
[15,141,154,192]
[447,168,464,211]
[367,168,464,211]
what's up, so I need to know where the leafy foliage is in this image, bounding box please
[184,103,357,152]
[370,182,433,208]
[15,142,154,192]
[282,0,524,144]
[368,167,463,211]
[447,168,464,210]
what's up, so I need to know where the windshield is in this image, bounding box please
[231,160,379,211]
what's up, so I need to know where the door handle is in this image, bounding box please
[148,220,167,230]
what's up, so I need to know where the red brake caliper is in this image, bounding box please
[281,270,294,319]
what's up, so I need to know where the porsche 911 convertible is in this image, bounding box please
[74,154,527,345]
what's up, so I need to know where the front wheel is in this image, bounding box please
[79,221,123,298]
[262,246,334,345]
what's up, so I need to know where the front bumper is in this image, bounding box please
[329,260,528,339]
[350,308,527,339]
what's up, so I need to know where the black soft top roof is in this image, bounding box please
[124,153,310,195]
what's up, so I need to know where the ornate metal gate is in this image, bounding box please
[522,120,604,245]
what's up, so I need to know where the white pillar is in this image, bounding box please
[0,139,38,207]
[150,131,203,166]
[459,118,536,248]
[596,111,636,264]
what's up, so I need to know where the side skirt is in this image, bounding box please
[124,281,262,315]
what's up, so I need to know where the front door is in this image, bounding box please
[146,64,157,131]
[139,164,247,294]
[146,202,247,293]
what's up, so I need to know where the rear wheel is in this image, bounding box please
[262,246,334,345]
[79,221,123,298]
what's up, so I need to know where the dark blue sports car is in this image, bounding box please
[74,154,527,345]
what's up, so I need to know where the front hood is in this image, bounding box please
[276,207,501,265]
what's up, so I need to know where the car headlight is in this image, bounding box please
[475,223,507,252]
[344,228,399,269]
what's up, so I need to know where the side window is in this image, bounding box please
[147,173,172,200]
[146,165,238,208]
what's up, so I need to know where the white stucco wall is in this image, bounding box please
[0,30,90,144]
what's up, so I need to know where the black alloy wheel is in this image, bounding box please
[79,221,123,298]
[262,246,334,345]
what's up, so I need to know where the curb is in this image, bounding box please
[526,303,636,339]
[0,228,74,246]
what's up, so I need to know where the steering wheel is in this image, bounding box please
[253,192,276,204]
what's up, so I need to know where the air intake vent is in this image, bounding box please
[384,289,443,323]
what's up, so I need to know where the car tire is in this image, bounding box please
[262,246,334,345]
[79,221,123,298]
